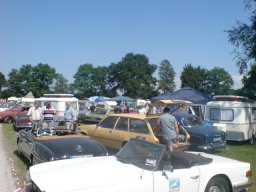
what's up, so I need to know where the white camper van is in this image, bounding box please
[205,95,256,143]
[35,94,79,120]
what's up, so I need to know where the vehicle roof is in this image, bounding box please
[109,113,158,119]
[152,99,192,105]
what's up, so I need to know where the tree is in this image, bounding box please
[51,73,70,94]
[180,64,209,93]
[241,64,256,99]
[7,63,56,97]
[73,64,110,98]
[226,0,256,75]
[0,72,6,91]
[158,59,176,93]
[109,53,158,98]
[205,67,234,95]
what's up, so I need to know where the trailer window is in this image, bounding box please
[209,108,234,121]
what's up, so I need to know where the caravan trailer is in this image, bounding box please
[205,95,256,143]
[35,94,79,120]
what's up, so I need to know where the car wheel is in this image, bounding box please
[205,176,231,192]
[4,116,13,123]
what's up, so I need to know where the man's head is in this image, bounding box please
[66,102,71,108]
[34,102,40,108]
[46,102,51,109]
[163,107,170,113]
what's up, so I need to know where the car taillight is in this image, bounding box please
[246,170,253,177]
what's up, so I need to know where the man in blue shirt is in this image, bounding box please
[64,102,75,131]
[157,107,179,151]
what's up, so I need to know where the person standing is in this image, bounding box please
[27,102,43,127]
[64,102,75,131]
[157,107,179,151]
[42,103,56,128]
[42,103,56,122]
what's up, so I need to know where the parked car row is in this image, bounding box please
[15,100,252,192]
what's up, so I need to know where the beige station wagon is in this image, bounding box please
[79,113,190,150]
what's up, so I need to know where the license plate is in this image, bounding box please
[213,137,222,142]
[71,155,93,159]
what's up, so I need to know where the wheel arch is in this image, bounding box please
[204,174,233,192]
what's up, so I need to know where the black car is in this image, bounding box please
[173,113,226,151]
[31,136,108,165]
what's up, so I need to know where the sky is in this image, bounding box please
[0,0,252,90]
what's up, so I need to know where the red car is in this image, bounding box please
[0,104,30,123]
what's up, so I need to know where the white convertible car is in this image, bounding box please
[26,139,253,192]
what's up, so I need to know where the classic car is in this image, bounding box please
[78,107,113,124]
[25,138,253,192]
[0,104,30,123]
[79,113,190,150]
[17,121,86,164]
[13,113,32,131]
[173,113,227,151]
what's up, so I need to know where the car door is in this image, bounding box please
[153,166,200,192]
[92,116,120,148]
[20,132,36,159]
[128,118,158,143]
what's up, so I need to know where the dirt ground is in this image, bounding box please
[0,124,17,191]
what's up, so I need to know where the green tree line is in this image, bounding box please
[0,52,237,99]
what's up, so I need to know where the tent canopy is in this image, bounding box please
[151,87,212,104]
[109,95,134,102]
[109,96,135,106]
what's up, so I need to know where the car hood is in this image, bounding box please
[184,125,224,136]
[29,156,146,192]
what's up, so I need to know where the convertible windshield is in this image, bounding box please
[115,139,165,171]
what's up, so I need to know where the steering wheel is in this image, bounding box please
[36,127,53,137]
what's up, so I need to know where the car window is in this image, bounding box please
[115,117,128,131]
[148,118,159,133]
[98,116,118,129]
[129,118,150,134]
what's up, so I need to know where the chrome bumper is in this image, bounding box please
[233,180,253,192]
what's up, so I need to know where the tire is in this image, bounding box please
[4,116,13,123]
[205,176,231,192]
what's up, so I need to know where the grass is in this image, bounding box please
[2,124,29,185]
[1,123,255,191]
[217,141,256,192]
